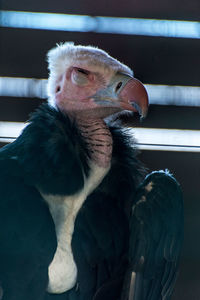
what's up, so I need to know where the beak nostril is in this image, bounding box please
[56,86,61,93]
[115,82,122,92]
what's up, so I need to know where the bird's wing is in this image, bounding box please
[125,170,184,300]
[0,157,57,299]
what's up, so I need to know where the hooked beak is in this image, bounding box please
[119,78,149,119]
[93,73,149,119]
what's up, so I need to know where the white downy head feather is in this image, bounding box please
[47,42,133,106]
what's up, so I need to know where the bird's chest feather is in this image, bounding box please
[41,128,111,294]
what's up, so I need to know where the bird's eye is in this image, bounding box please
[115,82,122,92]
[77,68,89,75]
[72,68,90,86]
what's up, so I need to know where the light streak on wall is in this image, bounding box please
[0,122,200,152]
[1,77,200,107]
[1,10,200,39]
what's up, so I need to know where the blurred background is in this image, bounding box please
[0,1,200,299]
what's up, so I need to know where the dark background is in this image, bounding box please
[0,1,200,299]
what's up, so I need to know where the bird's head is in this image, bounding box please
[47,42,148,119]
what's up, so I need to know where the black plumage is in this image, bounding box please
[127,171,184,300]
[0,104,183,300]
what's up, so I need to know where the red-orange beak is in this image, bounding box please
[119,78,149,118]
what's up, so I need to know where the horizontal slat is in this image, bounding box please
[133,128,200,152]
[0,121,25,137]
[0,28,200,86]
[1,1,200,20]
[0,77,47,98]
[137,144,200,152]
[1,11,200,39]
[1,122,199,152]
[0,138,15,144]
[1,77,200,108]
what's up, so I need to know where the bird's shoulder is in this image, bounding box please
[0,104,90,195]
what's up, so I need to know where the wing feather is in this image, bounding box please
[127,170,184,300]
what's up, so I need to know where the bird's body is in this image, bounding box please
[0,43,183,300]
[0,104,142,299]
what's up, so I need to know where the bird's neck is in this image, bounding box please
[75,115,113,169]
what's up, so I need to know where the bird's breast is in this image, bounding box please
[40,162,110,294]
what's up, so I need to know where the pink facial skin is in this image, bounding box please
[54,66,148,119]
[55,67,105,112]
